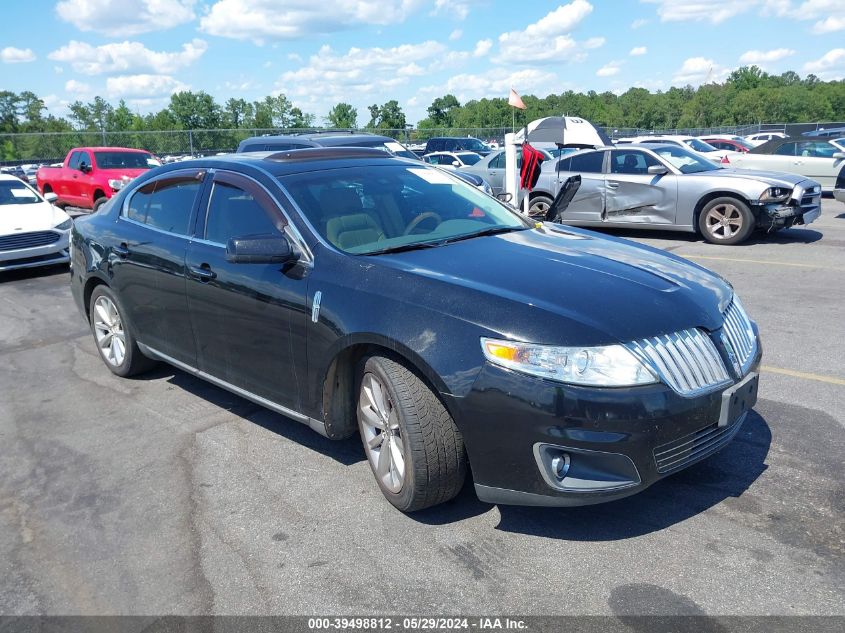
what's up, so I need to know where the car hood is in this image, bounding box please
[374,225,733,345]
[686,168,810,187]
[0,201,70,232]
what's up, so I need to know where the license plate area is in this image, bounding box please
[719,372,759,427]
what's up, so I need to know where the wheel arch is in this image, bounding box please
[82,274,110,320]
[92,188,107,202]
[318,334,456,441]
[693,190,756,231]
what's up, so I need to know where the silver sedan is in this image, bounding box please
[526,144,822,245]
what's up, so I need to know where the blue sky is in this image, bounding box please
[2,0,844,125]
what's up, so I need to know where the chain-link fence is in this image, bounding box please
[2,122,844,166]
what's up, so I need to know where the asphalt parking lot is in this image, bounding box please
[1,200,843,617]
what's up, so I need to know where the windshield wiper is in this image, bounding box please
[362,240,443,256]
[439,225,527,245]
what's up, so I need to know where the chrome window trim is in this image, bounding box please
[119,167,205,239]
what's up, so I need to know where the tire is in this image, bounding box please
[527,194,554,220]
[92,197,107,213]
[89,285,157,377]
[698,197,755,245]
[357,355,466,512]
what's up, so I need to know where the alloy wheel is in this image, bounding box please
[92,296,126,367]
[358,373,405,493]
[704,203,743,240]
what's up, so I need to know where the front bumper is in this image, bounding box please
[755,181,821,230]
[0,230,70,271]
[457,348,762,507]
[834,188,844,204]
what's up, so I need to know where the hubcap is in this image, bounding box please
[529,200,550,219]
[92,296,126,367]
[705,203,743,240]
[358,373,405,493]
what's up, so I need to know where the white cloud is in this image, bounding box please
[597,62,622,77]
[672,57,728,85]
[631,18,649,28]
[432,0,476,20]
[803,48,845,79]
[584,37,605,49]
[106,74,189,98]
[200,0,425,42]
[629,46,647,56]
[473,39,492,57]
[449,29,463,41]
[813,16,845,32]
[64,79,91,94]
[645,0,752,24]
[497,0,594,64]
[739,48,795,64]
[55,0,196,36]
[49,39,207,75]
[1,47,36,63]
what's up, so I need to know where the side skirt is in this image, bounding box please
[137,342,329,438]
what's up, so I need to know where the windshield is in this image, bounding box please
[456,153,482,165]
[279,164,526,255]
[652,146,720,174]
[460,138,488,152]
[0,180,41,205]
[684,138,719,153]
[831,138,845,150]
[94,151,159,169]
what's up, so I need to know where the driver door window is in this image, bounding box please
[204,181,282,244]
[610,150,659,175]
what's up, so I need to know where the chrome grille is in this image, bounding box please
[627,329,731,397]
[653,412,747,473]
[0,231,60,252]
[721,298,756,374]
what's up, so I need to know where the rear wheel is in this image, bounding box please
[698,197,754,245]
[528,194,554,220]
[357,355,466,512]
[89,285,156,377]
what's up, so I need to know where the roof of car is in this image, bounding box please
[238,133,396,149]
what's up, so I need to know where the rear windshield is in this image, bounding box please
[456,153,482,165]
[684,138,718,153]
[94,151,159,169]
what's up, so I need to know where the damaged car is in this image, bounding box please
[527,143,821,245]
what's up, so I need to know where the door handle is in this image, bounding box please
[190,264,217,282]
[606,181,619,189]
[113,243,130,258]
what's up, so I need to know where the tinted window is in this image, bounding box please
[774,143,796,156]
[610,150,659,175]
[457,153,482,165]
[94,151,155,169]
[205,182,280,244]
[68,151,81,170]
[77,151,92,169]
[569,151,605,174]
[797,142,837,158]
[490,152,505,169]
[126,177,200,235]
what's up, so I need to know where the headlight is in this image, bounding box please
[54,218,72,231]
[480,337,657,387]
[108,178,128,190]
[759,186,791,203]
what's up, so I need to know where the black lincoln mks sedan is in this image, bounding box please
[70,147,761,512]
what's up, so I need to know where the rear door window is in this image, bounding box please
[569,151,605,174]
[774,143,797,156]
[125,175,202,235]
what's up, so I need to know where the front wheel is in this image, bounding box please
[698,197,754,245]
[92,197,107,213]
[357,355,466,512]
[89,285,157,377]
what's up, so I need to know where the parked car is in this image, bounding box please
[801,126,845,138]
[620,135,735,163]
[699,137,755,153]
[745,132,787,146]
[422,151,483,168]
[1,166,28,182]
[835,167,845,204]
[423,136,491,156]
[0,174,72,271]
[461,147,553,195]
[726,137,845,193]
[524,143,821,244]
[70,147,762,511]
[237,132,493,194]
[37,147,160,212]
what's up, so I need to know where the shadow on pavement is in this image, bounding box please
[0,263,69,284]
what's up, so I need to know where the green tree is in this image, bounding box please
[366,100,406,130]
[425,94,461,127]
[326,102,358,128]
[168,91,220,130]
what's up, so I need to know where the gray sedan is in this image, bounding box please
[527,144,821,245]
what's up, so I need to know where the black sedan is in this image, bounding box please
[70,148,761,511]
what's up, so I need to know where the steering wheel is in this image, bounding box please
[403,211,442,235]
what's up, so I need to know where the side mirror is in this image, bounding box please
[44,192,58,203]
[79,162,91,173]
[452,160,461,167]
[833,152,845,160]
[496,192,514,204]
[225,234,298,264]
[647,165,669,175]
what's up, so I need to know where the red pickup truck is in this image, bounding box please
[37,147,160,211]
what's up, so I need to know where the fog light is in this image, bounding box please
[551,453,571,480]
